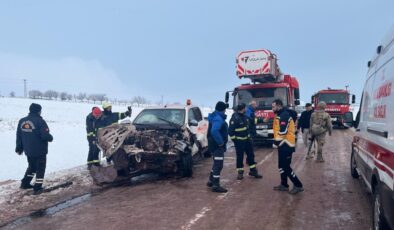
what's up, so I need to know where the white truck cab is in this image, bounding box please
[351,24,394,230]
[133,102,209,156]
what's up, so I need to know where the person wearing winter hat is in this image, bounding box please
[101,102,132,127]
[86,107,104,169]
[206,101,229,193]
[15,103,53,195]
[101,102,132,165]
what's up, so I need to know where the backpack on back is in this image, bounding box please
[311,111,328,136]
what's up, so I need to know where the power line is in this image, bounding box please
[23,79,27,98]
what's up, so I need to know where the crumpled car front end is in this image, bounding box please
[90,124,194,184]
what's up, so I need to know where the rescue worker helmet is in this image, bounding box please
[102,102,112,109]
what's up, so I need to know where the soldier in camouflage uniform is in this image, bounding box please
[309,101,332,162]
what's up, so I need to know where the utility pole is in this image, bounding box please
[161,95,164,106]
[23,79,27,98]
[345,84,349,92]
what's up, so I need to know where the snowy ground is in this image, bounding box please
[0,165,95,226]
[0,97,144,181]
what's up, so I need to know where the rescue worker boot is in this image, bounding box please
[273,184,289,191]
[211,178,227,193]
[305,153,313,159]
[33,184,44,195]
[289,186,304,195]
[206,172,214,187]
[248,168,263,179]
[20,181,34,189]
[316,153,324,162]
[237,170,244,180]
[20,177,34,189]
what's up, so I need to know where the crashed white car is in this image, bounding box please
[92,105,209,184]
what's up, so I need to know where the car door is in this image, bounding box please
[356,74,375,181]
[188,107,208,150]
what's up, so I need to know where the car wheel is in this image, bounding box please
[372,184,387,230]
[180,152,193,177]
[350,149,359,178]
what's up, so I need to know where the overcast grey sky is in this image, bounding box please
[0,1,393,106]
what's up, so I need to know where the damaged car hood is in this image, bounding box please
[97,123,192,157]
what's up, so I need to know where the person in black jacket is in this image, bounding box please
[15,103,53,195]
[229,103,262,180]
[101,102,131,126]
[86,107,104,169]
[101,102,132,164]
[297,103,314,157]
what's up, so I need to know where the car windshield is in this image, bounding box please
[133,109,185,126]
[318,93,348,104]
[235,88,288,109]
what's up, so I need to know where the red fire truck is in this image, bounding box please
[311,88,355,128]
[225,49,300,144]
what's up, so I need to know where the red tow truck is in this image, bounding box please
[311,88,355,128]
[225,49,300,144]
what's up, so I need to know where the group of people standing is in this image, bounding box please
[15,99,332,196]
[85,102,131,169]
[206,99,333,195]
[206,101,263,193]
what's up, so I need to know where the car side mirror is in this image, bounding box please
[352,95,356,104]
[343,112,354,128]
[189,120,198,126]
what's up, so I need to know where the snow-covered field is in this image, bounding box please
[0,97,145,181]
[0,98,218,182]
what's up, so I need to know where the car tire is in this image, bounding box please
[372,184,387,230]
[350,149,359,178]
[180,153,193,177]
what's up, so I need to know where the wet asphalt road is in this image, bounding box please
[3,129,372,230]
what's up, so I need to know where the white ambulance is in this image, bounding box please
[351,24,394,230]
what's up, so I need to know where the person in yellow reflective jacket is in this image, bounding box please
[229,103,262,180]
[272,99,304,195]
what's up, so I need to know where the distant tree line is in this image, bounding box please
[26,89,150,106]
[28,89,108,103]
